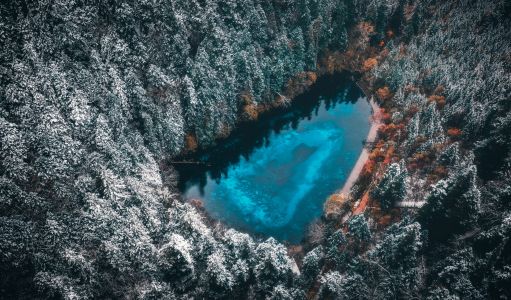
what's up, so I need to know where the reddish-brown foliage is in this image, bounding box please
[428,94,446,109]
[380,47,390,59]
[240,91,253,105]
[408,151,433,170]
[320,52,349,74]
[382,145,395,166]
[353,192,370,215]
[359,22,375,34]
[189,198,204,209]
[375,140,386,149]
[285,71,318,97]
[427,165,449,183]
[243,103,259,121]
[377,214,393,227]
[379,123,405,140]
[369,147,383,162]
[323,55,336,74]
[185,133,198,151]
[373,108,391,123]
[433,165,448,177]
[362,57,378,71]
[376,86,393,101]
[324,193,349,218]
[433,85,445,95]
[406,105,420,117]
[407,162,418,171]
[414,136,428,144]
[362,159,376,176]
[307,72,318,83]
[382,111,392,124]
[447,127,462,138]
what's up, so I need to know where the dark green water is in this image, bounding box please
[177,75,371,243]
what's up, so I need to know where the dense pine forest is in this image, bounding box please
[1,0,510,299]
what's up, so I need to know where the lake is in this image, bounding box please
[176,74,371,243]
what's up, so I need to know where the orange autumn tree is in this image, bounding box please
[373,108,391,124]
[324,193,349,218]
[362,58,378,71]
[243,104,259,121]
[447,128,462,138]
[428,95,446,109]
[382,145,395,166]
[376,86,393,101]
[185,133,198,151]
[362,159,376,176]
[240,92,259,121]
[358,21,375,35]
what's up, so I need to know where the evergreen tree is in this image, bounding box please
[419,163,481,240]
[347,215,372,242]
[371,162,408,210]
[301,246,323,286]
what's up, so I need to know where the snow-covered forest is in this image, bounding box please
[0,0,510,299]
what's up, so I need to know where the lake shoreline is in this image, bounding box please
[340,98,380,194]
[178,74,370,244]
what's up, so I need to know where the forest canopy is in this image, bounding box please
[1,0,510,299]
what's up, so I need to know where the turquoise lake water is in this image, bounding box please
[178,77,371,243]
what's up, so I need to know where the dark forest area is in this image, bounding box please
[0,0,510,298]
